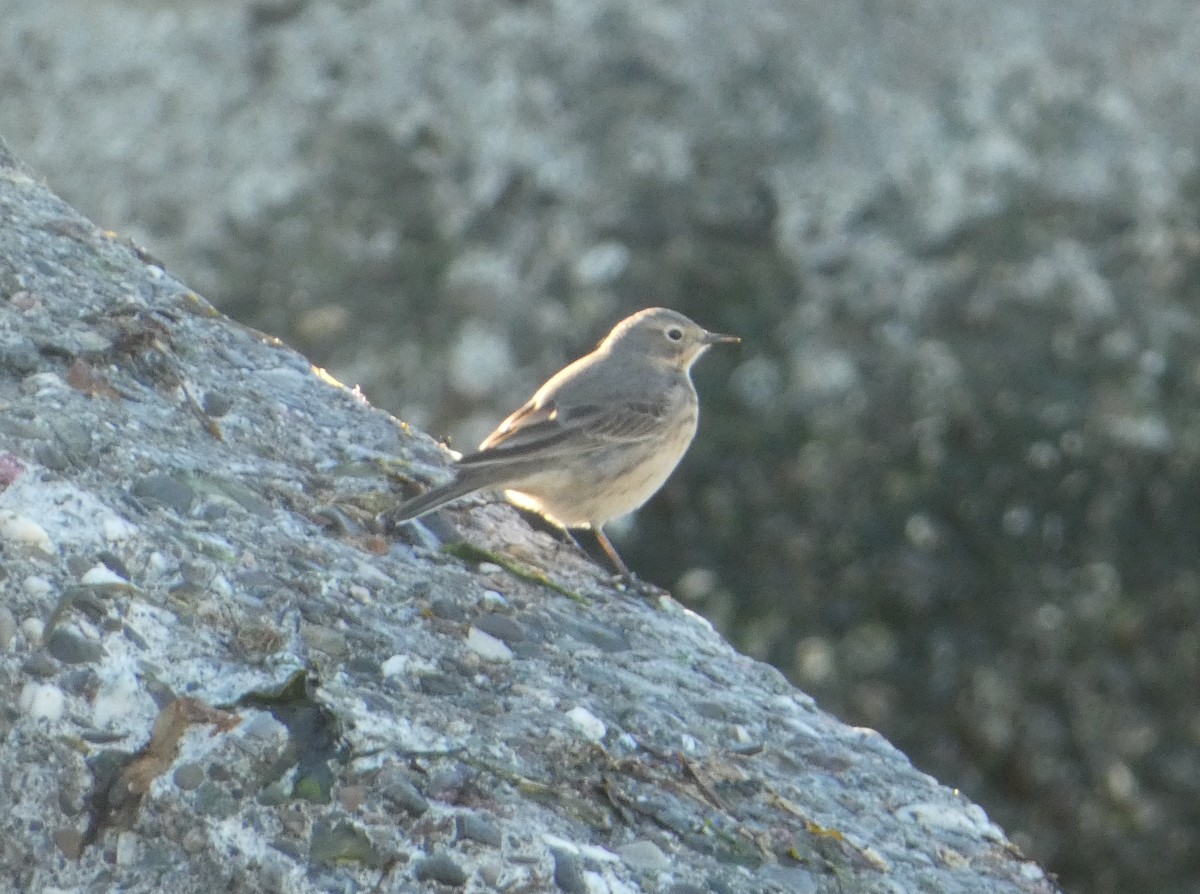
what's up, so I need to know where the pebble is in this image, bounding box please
[0,510,55,556]
[21,617,45,641]
[472,612,526,643]
[465,626,512,662]
[300,622,348,659]
[20,681,66,720]
[22,652,59,679]
[551,848,588,894]
[456,812,503,847]
[380,654,409,677]
[23,576,53,598]
[379,773,429,818]
[130,474,195,513]
[80,564,129,587]
[0,606,16,651]
[413,851,468,886]
[173,763,205,791]
[618,839,670,871]
[202,391,233,417]
[565,706,606,742]
[46,628,104,665]
[53,826,85,860]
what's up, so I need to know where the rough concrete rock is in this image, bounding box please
[0,140,1055,894]
[6,4,1200,893]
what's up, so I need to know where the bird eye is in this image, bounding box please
[666,327,684,341]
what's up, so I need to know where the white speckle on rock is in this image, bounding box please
[679,733,699,754]
[542,833,579,855]
[0,510,56,556]
[542,834,620,865]
[146,551,172,574]
[21,617,45,642]
[21,371,68,395]
[679,605,714,631]
[354,559,393,586]
[480,589,507,608]
[23,576,52,598]
[93,662,145,728]
[102,514,138,542]
[240,711,288,742]
[20,681,66,720]
[466,626,513,662]
[895,800,1005,842]
[617,839,670,871]
[81,563,128,586]
[380,654,410,677]
[565,706,606,742]
[115,831,138,866]
[1020,862,1047,881]
[348,584,370,603]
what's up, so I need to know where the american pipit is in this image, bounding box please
[388,307,739,579]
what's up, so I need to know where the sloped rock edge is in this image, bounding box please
[0,137,1057,894]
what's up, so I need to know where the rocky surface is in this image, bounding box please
[5,2,1200,892]
[0,143,1057,893]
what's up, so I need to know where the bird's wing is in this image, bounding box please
[461,398,668,467]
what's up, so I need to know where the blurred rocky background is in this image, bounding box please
[3,1,1198,892]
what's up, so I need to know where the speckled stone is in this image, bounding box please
[551,848,587,894]
[21,651,59,679]
[45,627,103,665]
[413,851,468,886]
[173,763,205,791]
[471,612,526,643]
[618,839,670,871]
[455,812,502,847]
[379,773,429,818]
[0,606,16,652]
[417,673,465,697]
[131,474,195,513]
[559,617,630,653]
[430,598,467,622]
[202,391,233,417]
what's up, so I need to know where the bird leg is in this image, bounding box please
[593,528,635,583]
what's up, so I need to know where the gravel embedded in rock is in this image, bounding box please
[130,474,195,513]
[471,613,526,643]
[417,673,465,697]
[202,391,233,417]
[413,851,468,886]
[21,652,59,679]
[45,627,104,665]
[551,848,587,894]
[455,812,502,847]
[173,763,205,791]
[618,839,670,871]
[0,606,16,651]
[558,618,630,653]
[379,774,429,818]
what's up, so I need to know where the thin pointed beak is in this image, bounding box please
[703,330,741,346]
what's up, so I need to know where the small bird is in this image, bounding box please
[388,307,739,579]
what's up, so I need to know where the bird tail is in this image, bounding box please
[388,473,490,523]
